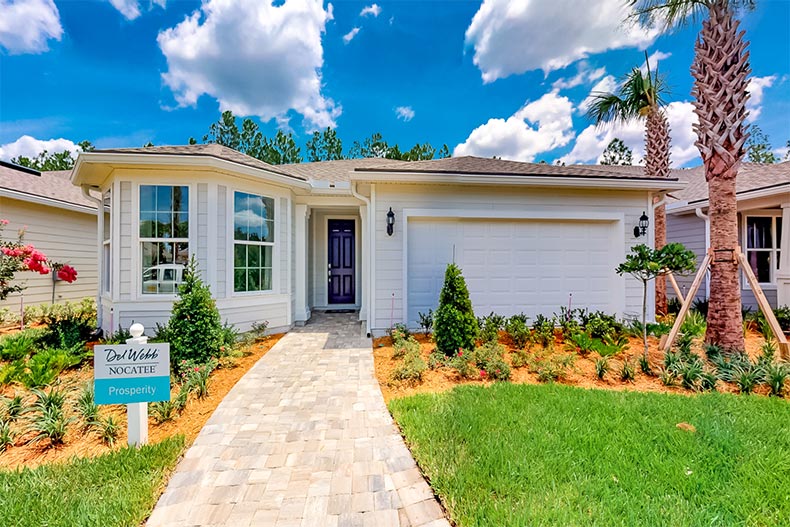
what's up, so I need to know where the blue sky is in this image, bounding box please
[0,0,788,167]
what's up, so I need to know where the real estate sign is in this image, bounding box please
[94,343,170,405]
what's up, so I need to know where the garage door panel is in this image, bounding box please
[406,218,619,326]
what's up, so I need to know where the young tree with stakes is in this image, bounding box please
[616,243,697,357]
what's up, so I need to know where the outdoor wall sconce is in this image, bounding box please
[386,207,395,236]
[634,211,649,238]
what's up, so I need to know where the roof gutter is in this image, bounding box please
[0,188,96,214]
[81,185,104,332]
[667,182,790,214]
[350,183,372,336]
[350,171,686,191]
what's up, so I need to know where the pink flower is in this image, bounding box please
[480,370,487,378]
[458,350,463,357]
[0,219,8,225]
[57,265,78,283]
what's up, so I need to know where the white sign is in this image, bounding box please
[93,343,170,405]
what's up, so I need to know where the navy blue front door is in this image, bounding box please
[328,220,355,304]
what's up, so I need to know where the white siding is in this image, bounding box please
[197,183,209,281]
[372,184,649,332]
[216,185,227,298]
[0,198,97,308]
[119,181,132,299]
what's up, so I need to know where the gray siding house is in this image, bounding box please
[666,162,790,310]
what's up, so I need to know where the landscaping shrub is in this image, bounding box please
[27,389,73,447]
[732,365,762,395]
[619,358,636,382]
[478,312,504,344]
[433,264,478,356]
[427,349,447,370]
[510,348,530,368]
[678,359,704,390]
[638,354,653,376]
[98,415,120,446]
[699,370,718,392]
[22,346,84,388]
[417,309,433,333]
[691,298,709,317]
[532,314,555,347]
[392,349,427,384]
[102,325,132,345]
[447,351,475,379]
[37,299,97,349]
[167,257,225,370]
[0,360,25,387]
[565,331,596,357]
[505,314,530,349]
[389,323,410,343]
[149,398,180,424]
[581,310,623,339]
[529,353,574,383]
[594,357,609,380]
[250,320,270,341]
[555,306,582,338]
[764,363,789,397]
[680,310,706,338]
[0,419,12,452]
[75,384,98,428]
[1,395,25,422]
[392,335,420,360]
[184,359,218,399]
[470,342,511,381]
[0,330,39,361]
[667,296,682,315]
[659,368,676,386]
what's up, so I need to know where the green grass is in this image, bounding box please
[389,384,790,526]
[0,435,185,527]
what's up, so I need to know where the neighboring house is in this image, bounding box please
[666,162,790,310]
[71,145,683,336]
[0,160,98,310]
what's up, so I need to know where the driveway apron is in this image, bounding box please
[147,312,449,527]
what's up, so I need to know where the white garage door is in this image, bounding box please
[406,218,621,326]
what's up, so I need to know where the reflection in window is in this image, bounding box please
[233,192,274,292]
[140,185,189,294]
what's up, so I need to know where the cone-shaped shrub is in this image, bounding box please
[168,257,224,368]
[434,263,478,356]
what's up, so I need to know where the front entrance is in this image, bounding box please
[328,219,355,304]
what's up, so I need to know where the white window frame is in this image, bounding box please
[742,212,782,287]
[102,189,111,295]
[135,183,193,298]
[231,190,276,296]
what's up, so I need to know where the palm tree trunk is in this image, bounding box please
[691,0,750,349]
[645,108,671,316]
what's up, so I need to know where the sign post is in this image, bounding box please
[94,323,170,447]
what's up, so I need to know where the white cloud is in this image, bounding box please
[746,75,775,122]
[640,50,671,74]
[360,4,381,17]
[0,135,81,161]
[559,101,699,167]
[107,0,167,20]
[579,74,617,113]
[454,91,575,161]
[343,27,360,44]
[158,0,340,129]
[0,0,62,54]
[551,62,607,91]
[395,106,415,122]
[465,0,660,83]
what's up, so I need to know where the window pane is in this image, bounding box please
[261,269,272,291]
[174,242,189,265]
[248,244,261,267]
[140,186,156,212]
[173,186,188,212]
[234,269,247,292]
[157,213,171,238]
[234,191,274,243]
[175,212,189,238]
[747,250,771,283]
[262,246,273,267]
[248,268,261,291]
[140,212,155,237]
[778,218,783,250]
[262,197,275,221]
[262,220,274,243]
[234,244,246,268]
[747,217,772,249]
[156,186,171,212]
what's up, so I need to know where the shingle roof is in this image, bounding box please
[0,162,96,210]
[670,161,790,203]
[356,156,680,181]
[276,158,407,181]
[95,144,306,181]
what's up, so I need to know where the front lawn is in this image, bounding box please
[389,383,790,526]
[0,435,184,527]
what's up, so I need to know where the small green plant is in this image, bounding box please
[392,349,427,384]
[732,365,762,395]
[703,342,723,361]
[28,407,73,446]
[392,335,420,360]
[663,350,682,375]
[532,314,555,348]
[184,359,218,399]
[447,350,475,379]
[433,263,478,356]
[427,349,447,370]
[510,348,531,368]
[678,359,704,390]
[0,419,14,452]
[556,307,582,338]
[595,357,609,380]
[680,311,706,338]
[102,325,132,344]
[620,358,636,382]
[149,398,179,424]
[659,368,676,386]
[23,347,82,388]
[505,315,531,349]
[417,309,433,333]
[75,384,98,428]
[98,415,120,446]
[389,323,410,344]
[0,330,38,361]
[566,331,596,357]
[478,312,505,344]
[764,363,789,397]
[470,342,511,381]
[31,387,66,414]
[699,370,718,392]
[530,353,573,383]
[250,320,270,341]
[0,360,26,386]
[757,340,777,370]
[38,299,97,349]
[1,395,25,422]
[638,354,653,376]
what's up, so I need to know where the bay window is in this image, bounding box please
[233,191,274,293]
[140,185,189,294]
[744,215,782,285]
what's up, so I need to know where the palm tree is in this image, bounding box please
[628,0,753,350]
[586,59,672,316]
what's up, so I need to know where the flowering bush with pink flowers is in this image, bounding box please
[0,220,77,300]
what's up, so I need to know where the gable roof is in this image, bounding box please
[0,161,97,212]
[356,156,680,181]
[669,161,790,205]
[95,144,306,181]
[276,158,407,181]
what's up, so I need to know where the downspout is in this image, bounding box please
[81,185,104,332]
[351,182,372,336]
[695,207,711,299]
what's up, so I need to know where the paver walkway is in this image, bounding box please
[147,312,449,527]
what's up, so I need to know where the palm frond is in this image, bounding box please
[626,0,756,30]
[586,66,669,126]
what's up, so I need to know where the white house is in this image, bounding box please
[71,145,684,336]
[0,160,98,309]
[666,161,790,310]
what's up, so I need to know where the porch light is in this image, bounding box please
[386,207,395,236]
[634,211,649,238]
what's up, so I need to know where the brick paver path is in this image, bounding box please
[147,312,449,527]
